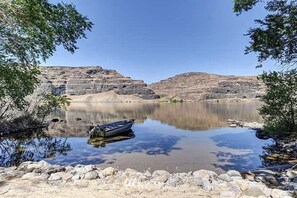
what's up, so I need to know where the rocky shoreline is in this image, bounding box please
[0,161,295,198]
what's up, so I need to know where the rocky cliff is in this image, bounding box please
[36,66,159,100]
[149,72,265,101]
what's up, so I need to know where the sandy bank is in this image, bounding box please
[68,91,151,103]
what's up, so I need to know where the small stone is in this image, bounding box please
[264,175,280,186]
[244,173,255,181]
[229,124,237,127]
[65,166,74,173]
[72,175,81,180]
[286,170,297,179]
[17,161,33,172]
[123,168,138,177]
[22,172,39,180]
[38,160,50,167]
[152,170,171,183]
[220,191,237,198]
[84,165,95,173]
[125,168,137,173]
[193,170,209,178]
[26,164,41,172]
[62,173,73,182]
[286,182,297,191]
[45,165,65,174]
[227,170,242,178]
[193,170,218,181]
[255,175,266,183]
[29,173,49,182]
[153,175,169,183]
[102,167,118,177]
[167,175,183,187]
[233,179,249,191]
[228,181,242,194]
[218,174,232,182]
[270,189,293,198]
[33,168,42,173]
[201,177,212,192]
[188,177,203,186]
[84,171,98,180]
[144,170,152,178]
[48,173,62,181]
[187,171,193,176]
[248,182,272,197]
[6,170,24,179]
[96,170,105,179]
[242,187,265,197]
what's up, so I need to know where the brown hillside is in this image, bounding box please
[149,72,265,101]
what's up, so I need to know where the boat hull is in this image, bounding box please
[104,122,133,137]
[89,120,134,138]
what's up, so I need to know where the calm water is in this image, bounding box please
[0,102,273,173]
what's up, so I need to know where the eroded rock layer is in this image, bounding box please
[37,66,159,100]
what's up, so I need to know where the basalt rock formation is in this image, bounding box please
[35,66,159,100]
[149,72,265,101]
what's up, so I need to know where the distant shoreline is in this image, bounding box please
[66,92,262,103]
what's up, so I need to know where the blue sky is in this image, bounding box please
[46,0,274,83]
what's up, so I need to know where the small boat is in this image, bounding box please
[89,119,134,138]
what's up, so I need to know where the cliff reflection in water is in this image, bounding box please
[47,103,158,137]
[47,102,263,136]
[0,130,71,167]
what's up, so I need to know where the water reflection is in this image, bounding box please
[152,103,225,130]
[47,103,158,137]
[88,130,135,148]
[0,102,273,172]
[0,130,71,167]
[47,102,263,136]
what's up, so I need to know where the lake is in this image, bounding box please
[0,101,273,173]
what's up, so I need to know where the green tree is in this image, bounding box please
[234,0,297,67]
[0,0,93,119]
[259,70,297,137]
[234,0,297,138]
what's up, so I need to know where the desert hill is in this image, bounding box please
[149,72,265,101]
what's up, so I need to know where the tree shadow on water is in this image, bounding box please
[210,131,271,171]
[0,130,72,167]
[211,151,262,171]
